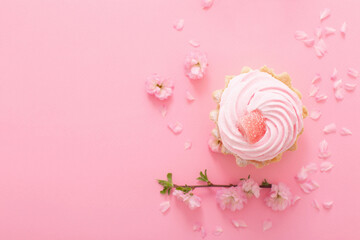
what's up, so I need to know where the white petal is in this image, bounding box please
[320,161,334,172]
[335,88,345,101]
[315,94,328,102]
[173,19,184,31]
[313,199,321,210]
[193,224,201,232]
[263,220,272,232]
[323,201,334,209]
[314,39,327,58]
[161,105,167,117]
[344,83,357,91]
[168,122,183,134]
[186,90,195,101]
[310,180,320,189]
[333,79,343,89]
[159,201,171,213]
[213,226,223,236]
[315,27,323,39]
[232,219,247,228]
[319,139,328,153]
[294,31,308,40]
[320,8,331,21]
[184,140,192,150]
[340,127,352,136]
[201,226,207,238]
[348,68,359,78]
[303,38,315,47]
[330,68,338,80]
[340,22,347,37]
[300,183,312,194]
[295,167,308,182]
[309,85,319,97]
[202,0,214,9]
[324,27,336,36]
[323,123,336,134]
[310,110,322,120]
[312,74,321,84]
[305,162,318,172]
[292,196,301,205]
[318,151,331,159]
[189,40,200,48]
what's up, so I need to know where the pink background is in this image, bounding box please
[0,0,359,239]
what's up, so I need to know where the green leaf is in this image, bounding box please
[197,169,209,183]
[248,174,250,179]
[176,186,192,193]
[261,179,271,187]
[167,173,173,185]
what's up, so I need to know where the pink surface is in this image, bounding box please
[0,0,359,239]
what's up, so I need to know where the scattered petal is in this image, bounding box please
[232,219,247,228]
[189,40,200,48]
[324,27,336,36]
[333,79,343,89]
[344,83,357,91]
[310,110,322,120]
[303,38,315,47]
[330,68,338,80]
[168,122,183,134]
[300,180,319,193]
[213,226,223,236]
[263,220,272,232]
[292,196,301,205]
[193,223,201,232]
[323,123,337,134]
[313,199,321,210]
[315,27,323,39]
[305,162,318,172]
[186,90,195,101]
[161,105,167,117]
[340,22,347,37]
[201,226,207,239]
[159,201,170,214]
[294,31,308,40]
[184,140,192,150]
[309,85,320,97]
[202,0,214,9]
[314,39,327,58]
[340,127,352,136]
[173,19,184,31]
[320,8,331,22]
[335,88,345,101]
[318,139,331,159]
[312,74,321,84]
[320,161,334,172]
[348,68,359,78]
[295,167,308,182]
[315,94,328,102]
[323,201,334,209]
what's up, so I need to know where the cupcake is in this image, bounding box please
[210,66,308,168]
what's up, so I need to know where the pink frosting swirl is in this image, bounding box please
[218,70,304,162]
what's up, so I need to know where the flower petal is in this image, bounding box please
[340,22,347,37]
[323,123,337,134]
[173,19,184,31]
[294,31,308,40]
[340,127,352,136]
[320,8,331,21]
[193,223,201,232]
[159,201,171,213]
[335,88,345,101]
[323,201,334,209]
[333,79,343,89]
[184,140,192,150]
[292,196,301,205]
[186,90,195,101]
[315,94,328,102]
[320,161,334,172]
[201,226,207,239]
[315,27,323,39]
[189,40,200,48]
[202,0,214,9]
[168,122,183,134]
[312,74,321,84]
[303,38,315,47]
[313,199,321,211]
[232,219,247,228]
[309,85,320,97]
[295,167,308,182]
[344,83,357,91]
[161,105,167,118]
[310,110,322,120]
[213,226,223,236]
[263,220,272,232]
[324,27,336,36]
[348,68,359,78]
[319,139,329,153]
[330,68,338,80]
[305,162,318,172]
[314,39,327,58]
